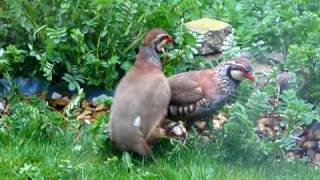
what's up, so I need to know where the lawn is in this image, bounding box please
[1,129,319,179]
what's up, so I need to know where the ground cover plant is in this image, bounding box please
[1,0,320,179]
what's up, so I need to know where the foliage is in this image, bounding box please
[0,0,206,90]
[1,0,320,174]
[0,96,65,144]
[215,102,266,161]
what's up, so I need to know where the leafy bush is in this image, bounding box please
[0,0,207,90]
[0,96,65,144]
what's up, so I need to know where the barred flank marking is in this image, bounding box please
[169,106,177,115]
[169,98,210,116]
[178,106,183,114]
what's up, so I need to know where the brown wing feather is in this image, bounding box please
[168,71,204,105]
[168,69,221,116]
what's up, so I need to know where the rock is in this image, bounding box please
[212,120,222,131]
[291,127,304,138]
[257,118,275,127]
[73,108,83,117]
[276,70,294,93]
[194,121,206,130]
[84,106,94,112]
[185,18,232,55]
[164,121,187,140]
[216,113,227,122]
[82,109,93,116]
[0,99,6,113]
[51,96,70,108]
[312,153,320,165]
[201,130,211,136]
[84,119,91,125]
[77,110,93,120]
[297,136,306,147]
[256,114,286,138]
[308,149,316,159]
[264,52,285,64]
[211,113,228,131]
[303,141,317,149]
[92,111,106,120]
[198,135,210,143]
[81,100,90,108]
[307,122,320,141]
[51,92,62,100]
[95,104,106,112]
[253,63,272,74]
[254,72,269,89]
[287,151,300,160]
[264,127,276,138]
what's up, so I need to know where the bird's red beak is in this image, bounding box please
[244,72,255,81]
[165,35,173,42]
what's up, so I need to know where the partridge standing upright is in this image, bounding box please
[168,57,254,122]
[109,29,173,156]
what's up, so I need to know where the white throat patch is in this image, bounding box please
[133,116,141,128]
[230,70,245,81]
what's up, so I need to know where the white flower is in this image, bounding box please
[19,163,33,174]
[0,48,4,57]
[72,144,82,152]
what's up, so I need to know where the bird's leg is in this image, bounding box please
[161,120,188,142]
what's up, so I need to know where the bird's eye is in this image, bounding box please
[239,67,245,72]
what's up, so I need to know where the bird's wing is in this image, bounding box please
[168,71,206,105]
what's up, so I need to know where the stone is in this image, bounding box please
[254,71,269,89]
[264,52,285,64]
[291,127,304,138]
[52,96,70,107]
[216,113,227,122]
[82,109,93,116]
[51,92,62,100]
[198,135,210,143]
[257,118,275,127]
[81,100,90,108]
[95,104,106,112]
[194,121,206,130]
[201,130,211,136]
[276,70,294,93]
[77,110,92,120]
[92,111,106,120]
[307,122,320,141]
[0,100,6,113]
[212,120,222,131]
[287,151,299,160]
[164,121,187,139]
[312,153,320,165]
[185,18,232,55]
[303,141,317,149]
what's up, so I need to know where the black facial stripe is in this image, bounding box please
[154,34,168,45]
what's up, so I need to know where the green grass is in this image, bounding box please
[1,130,320,180]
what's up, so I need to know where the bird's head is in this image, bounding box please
[224,57,254,82]
[142,28,173,54]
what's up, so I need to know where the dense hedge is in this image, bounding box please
[1,0,320,102]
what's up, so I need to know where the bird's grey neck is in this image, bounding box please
[139,46,161,63]
[216,64,239,95]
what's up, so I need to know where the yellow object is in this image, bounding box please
[185,18,230,32]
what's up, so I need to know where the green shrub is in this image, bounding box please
[0,0,206,90]
[0,96,65,144]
